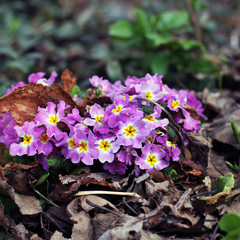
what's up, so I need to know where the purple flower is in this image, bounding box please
[89,75,111,93]
[166,141,181,161]
[37,132,53,156]
[69,130,98,165]
[36,154,49,170]
[182,109,201,132]
[5,82,26,96]
[116,146,134,165]
[9,121,43,156]
[83,104,109,134]
[28,71,57,87]
[35,101,68,140]
[103,158,127,175]
[63,108,82,125]
[134,74,163,101]
[95,137,120,163]
[0,112,19,148]
[135,143,168,172]
[116,118,150,148]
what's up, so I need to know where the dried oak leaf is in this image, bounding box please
[0,178,42,215]
[0,83,77,126]
[61,69,77,94]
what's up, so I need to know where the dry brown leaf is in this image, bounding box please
[0,82,77,126]
[67,198,94,240]
[145,179,169,198]
[61,69,77,94]
[0,178,42,215]
[50,231,69,240]
[79,195,119,213]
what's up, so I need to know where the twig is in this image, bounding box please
[122,197,139,215]
[185,0,202,43]
[86,199,121,217]
[75,190,141,198]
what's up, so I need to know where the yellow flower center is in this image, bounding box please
[166,141,172,147]
[112,106,122,114]
[87,106,92,112]
[99,140,111,151]
[23,134,33,145]
[49,115,59,125]
[40,134,49,143]
[95,115,103,123]
[68,138,76,148]
[146,154,157,167]
[145,91,153,99]
[144,115,155,122]
[124,124,137,138]
[78,141,88,152]
[171,100,180,109]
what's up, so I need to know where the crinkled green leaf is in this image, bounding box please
[34,172,50,187]
[211,172,234,194]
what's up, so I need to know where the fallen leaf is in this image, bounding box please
[145,179,169,198]
[0,178,42,215]
[61,69,77,94]
[0,83,77,126]
[67,198,94,240]
[50,231,69,240]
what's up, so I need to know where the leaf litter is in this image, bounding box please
[0,72,239,239]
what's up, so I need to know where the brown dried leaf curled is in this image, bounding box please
[0,83,77,126]
[61,69,77,94]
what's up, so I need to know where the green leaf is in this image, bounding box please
[34,172,50,187]
[145,32,171,47]
[157,11,190,31]
[211,172,235,194]
[109,21,134,40]
[220,213,240,237]
[231,121,240,145]
[70,85,85,99]
[90,43,110,60]
[179,40,204,51]
[140,106,154,115]
[133,8,150,34]
[48,156,73,174]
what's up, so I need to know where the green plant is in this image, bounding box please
[219,213,240,240]
[109,8,224,90]
[226,121,240,172]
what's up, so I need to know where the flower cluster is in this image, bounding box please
[0,72,205,175]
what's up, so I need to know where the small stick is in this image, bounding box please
[86,199,121,217]
[185,0,202,43]
[122,197,139,216]
[75,190,141,198]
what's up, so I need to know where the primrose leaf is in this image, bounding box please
[109,21,134,40]
[211,172,235,194]
[198,173,235,204]
[220,213,240,233]
[70,85,85,99]
[157,11,190,31]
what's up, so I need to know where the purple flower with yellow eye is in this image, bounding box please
[37,132,53,156]
[134,74,163,101]
[89,75,111,93]
[9,121,43,156]
[83,104,108,134]
[56,125,77,159]
[135,143,168,172]
[142,106,169,131]
[95,137,120,163]
[165,141,181,161]
[69,129,98,165]
[35,101,68,140]
[116,118,150,148]
[102,95,140,128]
[182,109,201,132]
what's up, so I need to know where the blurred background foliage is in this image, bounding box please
[0,0,239,95]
